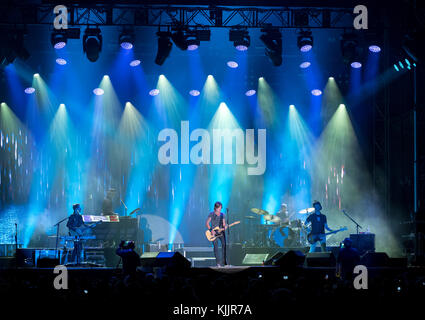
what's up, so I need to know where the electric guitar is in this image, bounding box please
[69,221,102,237]
[307,227,347,244]
[205,221,241,241]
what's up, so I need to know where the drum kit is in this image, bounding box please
[244,206,315,248]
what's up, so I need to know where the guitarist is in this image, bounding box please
[66,203,87,263]
[305,201,334,253]
[205,202,227,267]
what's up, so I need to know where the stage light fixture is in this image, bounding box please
[56,58,67,65]
[245,90,256,96]
[299,61,311,69]
[83,27,102,62]
[93,88,104,95]
[51,31,67,49]
[227,61,238,68]
[297,30,313,52]
[24,87,35,94]
[311,89,322,96]
[0,29,30,66]
[189,90,200,96]
[155,31,172,65]
[341,33,361,66]
[171,28,206,51]
[369,45,381,53]
[229,28,250,51]
[129,59,141,67]
[260,28,282,66]
[171,29,189,50]
[149,89,160,96]
[119,29,135,50]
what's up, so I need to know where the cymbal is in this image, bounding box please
[263,214,281,223]
[298,207,315,214]
[245,215,257,219]
[251,208,269,215]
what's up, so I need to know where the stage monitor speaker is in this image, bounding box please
[306,252,336,267]
[265,250,306,269]
[242,253,269,265]
[37,257,60,268]
[264,252,284,265]
[360,252,389,267]
[140,251,160,268]
[16,248,35,267]
[156,252,191,269]
[141,252,191,269]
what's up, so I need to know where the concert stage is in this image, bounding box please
[1,0,425,315]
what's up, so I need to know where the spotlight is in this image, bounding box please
[227,61,238,68]
[171,28,204,51]
[51,31,67,49]
[24,87,35,94]
[155,31,172,66]
[297,30,313,52]
[56,58,67,65]
[187,39,200,51]
[93,88,104,95]
[189,89,200,96]
[119,29,135,50]
[299,61,311,69]
[245,89,256,96]
[311,89,322,96]
[341,33,361,66]
[129,59,141,67]
[229,28,250,51]
[83,27,102,62]
[351,62,362,69]
[369,45,381,53]
[149,89,160,96]
[260,28,282,66]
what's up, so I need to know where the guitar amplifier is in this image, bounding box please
[350,233,375,255]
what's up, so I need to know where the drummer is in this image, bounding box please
[276,203,290,225]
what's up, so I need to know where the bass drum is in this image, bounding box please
[271,226,289,247]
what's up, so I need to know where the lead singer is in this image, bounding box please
[205,201,227,267]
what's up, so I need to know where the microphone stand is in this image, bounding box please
[342,210,362,249]
[14,223,18,269]
[226,208,229,265]
[53,216,70,261]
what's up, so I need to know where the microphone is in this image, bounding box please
[120,199,128,210]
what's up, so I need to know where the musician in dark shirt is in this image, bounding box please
[66,203,86,263]
[101,188,116,216]
[205,202,227,267]
[66,203,84,233]
[305,201,333,253]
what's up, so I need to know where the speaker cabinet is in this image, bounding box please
[140,251,190,269]
[306,252,336,267]
[360,252,389,267]
[242,253,269,265]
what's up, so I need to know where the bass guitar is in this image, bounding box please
[205,221,241,241]
[307,227,347,244]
